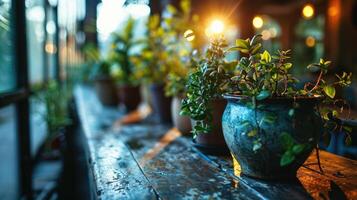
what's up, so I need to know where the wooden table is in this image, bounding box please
[74,86,357,200]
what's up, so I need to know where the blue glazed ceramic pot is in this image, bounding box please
[222,94,323,180]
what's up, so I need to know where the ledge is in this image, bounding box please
[74,85,357,200]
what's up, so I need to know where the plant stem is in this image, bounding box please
[309,70,323,93]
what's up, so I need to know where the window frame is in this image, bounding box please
[0,0,61,199]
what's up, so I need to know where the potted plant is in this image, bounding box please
[162,0,201,134]
[110,18,142,112]
[180,35,236,154]
[86,45,118,106]
[35,81,71,159]
[222,34,352,179]
[138,15,173,123]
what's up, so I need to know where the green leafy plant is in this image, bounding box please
[134,15,171,84]
[227,34,352,166]
[162,0,202,97]
[109,18,143,86]
[180,35,236,137]
[83,44,114,80]
[35,81,71,141]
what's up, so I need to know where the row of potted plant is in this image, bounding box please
[87,0,352,180]
[90,0,200,127]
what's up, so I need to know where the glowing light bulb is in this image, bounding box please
[252,16,264,29]
[205,19,224,36]
[302,4,314,19]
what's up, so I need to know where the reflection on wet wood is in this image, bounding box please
[75,86,357,200]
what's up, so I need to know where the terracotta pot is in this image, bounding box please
[94,76,118,106]
[150,84,172,124]
[192,99,229,155]
[171,96,192,135]
[118,85,141,112]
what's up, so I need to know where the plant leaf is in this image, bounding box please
[236,39,249,49]
[248,129,258,137]
[345,135,352,146]
[262,114,277,124]
[323,85,336,98]
[280,132,294,149]
[250,43,262,54]
[284,63,292,69]
[256,90,270,100]
[260,50,271,63]
[253,142,262,151]
[280,151,295,166]
[292,144,305,154]
[342,126,352,133]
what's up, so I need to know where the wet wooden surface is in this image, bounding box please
[74,85,357,200]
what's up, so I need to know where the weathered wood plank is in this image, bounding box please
[75,86,158,200]
[129,130,257,199]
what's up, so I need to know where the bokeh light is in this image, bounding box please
[253,16,264,29]
[305,36,316,47]
[184,29,195,41]
[302,4,314,19]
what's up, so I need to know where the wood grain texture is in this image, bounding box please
[75,85,357,200]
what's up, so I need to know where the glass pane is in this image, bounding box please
[26,0,45,85]
[30,97,47,156]
[45,7,57,79]
[0,105,19,200]
[0,0,15,93]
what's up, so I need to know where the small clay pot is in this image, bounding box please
[171,96,192,135]
[118,85,141,112]
[150,84,172,124]
[192,99,230,155]
[94,76,118,106]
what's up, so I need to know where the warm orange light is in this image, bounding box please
[261,29,271,40]
[305,36,316,47]
[328,6,338,17]
[183,29,195,41]
[45,43,57,54]
[302,4,314,19]
[205,19,225,37]
[252,16,263,29]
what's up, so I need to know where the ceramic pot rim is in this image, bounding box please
[223,93,324,104]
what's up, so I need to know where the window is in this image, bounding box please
[0,105,19,200]
[0,0,15,93]
[26,0,45,85]
[292,15,325,76]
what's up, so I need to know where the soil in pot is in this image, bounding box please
[94,76,119,106]
[222,94,323,180]
[171,96,192,135]
[150,84,172,124]
[118,85,141,112]
[192,99,230,155]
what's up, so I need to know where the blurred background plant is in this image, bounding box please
[162,0,204,98]
[132,14,169,84]
[33,81,71,152]
[109,18,144,86]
